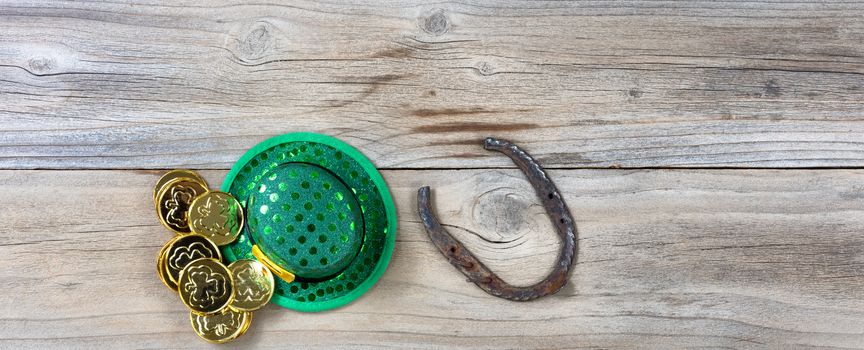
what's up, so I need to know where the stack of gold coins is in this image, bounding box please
[154,170,275,344]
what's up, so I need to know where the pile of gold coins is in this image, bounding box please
[153,170,275,344]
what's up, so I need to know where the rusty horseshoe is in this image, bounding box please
[417,138,578,301]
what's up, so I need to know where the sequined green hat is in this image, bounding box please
[221,133,397,312]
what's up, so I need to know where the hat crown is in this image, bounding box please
[247,162,364,280]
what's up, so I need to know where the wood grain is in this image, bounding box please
[1,1,863,169]
[1,169,863,349]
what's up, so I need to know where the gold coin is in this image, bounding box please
[228,259,274,311]
[156,177,209,234]
[190,307,252,344]
[178,258,234,315]
[188,191,244,246]
[156,236,180,291]
[154,170,207,206]
[234,309,252,338]
[165,234,221,284]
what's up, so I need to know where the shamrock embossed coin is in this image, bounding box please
[154,170,208,207]
[228,259,274,311]
[157,236,180,291]
[189,191,244,246]
[165,234,222,284]
[157,177,209,234]
[190,307,251,344]
[179,258,234,315]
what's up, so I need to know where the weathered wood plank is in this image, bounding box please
[1,1,863,169]
[1,169,863,349]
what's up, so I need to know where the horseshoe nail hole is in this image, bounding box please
[548,193,554,199]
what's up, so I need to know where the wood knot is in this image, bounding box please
[474,61,495,76]
[236,22,276,60]
[420,9,450,36]
[28,57,56,74]
[471,186,532,239]
[762,79,781,98]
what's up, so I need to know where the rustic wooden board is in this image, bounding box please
[1,169,863,349]
[1,1,864,169]
[3,1,864,349]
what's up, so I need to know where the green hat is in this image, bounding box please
[220,133,397,312]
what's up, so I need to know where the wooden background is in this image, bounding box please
[1,1,863,349]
